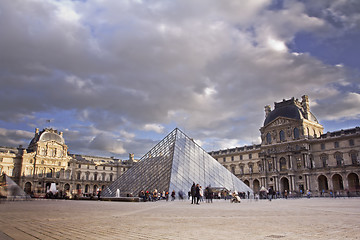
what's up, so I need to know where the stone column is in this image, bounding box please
[274,176,280,192]
[304,174,309,190]
[288,155,292,170]
[328,176,333,191]
[343,175,349,190]
[290,175,295,191]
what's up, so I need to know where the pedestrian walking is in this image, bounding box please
[191,182,196,204]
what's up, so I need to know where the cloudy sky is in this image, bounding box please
[0,0,359,159]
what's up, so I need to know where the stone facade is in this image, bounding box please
[209,95,360,197]
[1,95,359,198]
[0,128,136,198]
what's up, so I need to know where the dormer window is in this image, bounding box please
[294,128,300,139]
[266,133,272,144]
[279,130,285,141]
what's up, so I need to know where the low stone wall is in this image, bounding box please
[100,197,140,202]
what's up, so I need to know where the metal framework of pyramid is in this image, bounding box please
[102,128,253,197]
[0,174,29,200]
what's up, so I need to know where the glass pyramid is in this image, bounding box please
[0,174,29,199]
[102,128,253,197]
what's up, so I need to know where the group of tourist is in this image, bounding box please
[189,183,214,204]
[138,189,184,202]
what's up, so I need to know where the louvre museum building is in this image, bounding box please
[0,128,135,198]
[209,95,360,197]
[0,95,359,197]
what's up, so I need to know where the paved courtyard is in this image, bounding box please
[0,198,359,240]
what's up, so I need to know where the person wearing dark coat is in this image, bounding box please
[191,182,196,204]
[195,184,201,204]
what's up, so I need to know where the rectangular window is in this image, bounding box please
[296,158,302,169]
[351,153,357,165]
[249,154,252,159]
[223,157,226,162]
[321,143,325,150]
[349,139,354,146]
[321,156,327,168]
[231,166,235,174]
[103,166,106,170]
[231,156,234,161]
[334,142,339,148]
[78,164,81,168]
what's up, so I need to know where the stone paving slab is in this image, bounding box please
[0,198,359,240]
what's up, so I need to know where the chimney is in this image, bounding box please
[59,132,63,136]
[301,95,310,120]
[35,128,39,137]
[264,105,271,118]
[129,153,134,162]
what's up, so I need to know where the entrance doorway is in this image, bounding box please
[253,179,260,193]
[280,177,290,194]
[24,182,32,194]
[348,173,359,191]
[332,174,344,191]
[318,175,328,192]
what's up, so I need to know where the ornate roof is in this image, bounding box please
[264,97,319,127]
[29,128,65,146]
[39,131,65,144]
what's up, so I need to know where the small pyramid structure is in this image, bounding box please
[102,128,253,197]
[0,174,29,200]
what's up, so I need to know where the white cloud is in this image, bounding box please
[267,38,287,52]
[0,0,359,157]
[142,124,165,134]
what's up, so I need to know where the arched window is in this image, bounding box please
[279,130,285,142]
[248,164,253,174]
[309,155,314,169]
[266,132,272,144]
[46,169,53,178]
[268,161,273,171]
[65,170,70,179]
[294,127,300,139]
[320,154,328,167]
[350,151,358,165]
[334,152,343,166]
